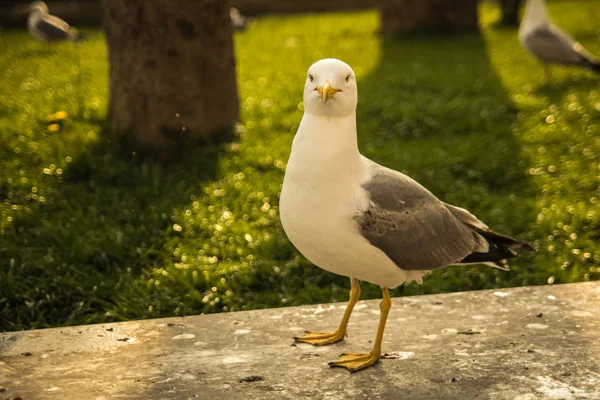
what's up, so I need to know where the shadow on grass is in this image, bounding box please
[0,120,228,331]
[532,72,600,98]
[13,48,61,58]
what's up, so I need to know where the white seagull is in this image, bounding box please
[279,58,533,372]
[519,0,599,81]
[23,1,83,42]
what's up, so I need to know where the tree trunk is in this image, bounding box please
[102,0,239,159]
[500,0,522,26]
[380,0,479,36]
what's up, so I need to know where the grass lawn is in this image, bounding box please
[1,1,599,332]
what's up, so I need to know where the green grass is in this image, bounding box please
[1,1,599,332]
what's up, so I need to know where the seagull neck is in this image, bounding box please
[524,0,550,26]
[292,113,362,173]
[28,9,45,22]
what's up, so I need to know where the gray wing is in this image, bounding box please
[355,166,481,271]
[524,25,594,65]
[34,16,73,41]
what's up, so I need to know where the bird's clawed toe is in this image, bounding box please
[293,330,345,346]
[328,351,380,372]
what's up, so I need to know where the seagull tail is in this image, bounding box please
[458,229,534,271]
[588,61,600,73]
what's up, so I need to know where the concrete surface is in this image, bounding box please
[1,282,599,400]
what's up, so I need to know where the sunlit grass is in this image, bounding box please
[0,1,598,331]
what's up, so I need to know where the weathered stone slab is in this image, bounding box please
[1,282,599,399]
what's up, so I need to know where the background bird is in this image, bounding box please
[230,7,248,31]
[23,1,83,42]
[519,0,599,82]
[280,58,533,372]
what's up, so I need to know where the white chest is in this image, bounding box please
[280,153,363,251]
[279,116,367,260]
[519,0,550,43]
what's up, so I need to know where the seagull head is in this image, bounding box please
[303,58,357,118]
[23,1,48,15]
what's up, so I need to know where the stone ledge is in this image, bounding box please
[1,282,599,399]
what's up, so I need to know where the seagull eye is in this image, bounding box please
[345,74,351,82]
[309,74,314,82]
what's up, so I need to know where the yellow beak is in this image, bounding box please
[317,80,340,103]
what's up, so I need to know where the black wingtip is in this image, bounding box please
[520,242,536,252]
[581,57,600,73]
[460,229,534,268]
[510,240,535,252]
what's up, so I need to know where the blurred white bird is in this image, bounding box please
[230,7,248,31]
[23,1,83,42]
[519,0,599,82]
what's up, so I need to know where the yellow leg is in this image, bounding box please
[294,278,361,345]
[328,287,391,372]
